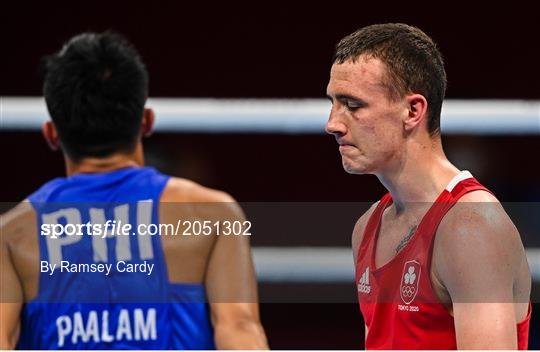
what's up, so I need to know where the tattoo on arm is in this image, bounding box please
[396,225,418,253]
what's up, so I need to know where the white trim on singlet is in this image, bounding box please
[445,170,474,192]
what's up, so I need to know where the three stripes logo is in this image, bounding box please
[357,267,371,294]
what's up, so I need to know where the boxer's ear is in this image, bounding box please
[42,121,60,151]
[403,94,428,132]
[141,107,155,137]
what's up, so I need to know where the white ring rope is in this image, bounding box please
[2,97,539,134]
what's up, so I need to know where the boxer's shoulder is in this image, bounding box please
[1,201,36,242]
[161,177,234,203]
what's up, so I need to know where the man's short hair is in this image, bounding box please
[333,23,447,136]
[42,31,149,160]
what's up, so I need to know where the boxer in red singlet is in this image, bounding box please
[325,23,531,349]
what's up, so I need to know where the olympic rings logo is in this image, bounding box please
[401,285,416,297]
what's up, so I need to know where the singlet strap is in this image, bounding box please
[356,193,392,266]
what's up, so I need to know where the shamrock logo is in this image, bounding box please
[404,266,416,285]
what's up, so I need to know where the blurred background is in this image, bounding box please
[1,1,539,349]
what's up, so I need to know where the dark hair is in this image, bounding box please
[42,31,149,160]
[333,23,446,136]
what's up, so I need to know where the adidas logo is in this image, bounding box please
[357,267,371,294]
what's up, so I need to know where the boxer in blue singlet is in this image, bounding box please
[0,32,267,349]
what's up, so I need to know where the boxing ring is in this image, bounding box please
[2,97,540,348]
[2,97,540,284]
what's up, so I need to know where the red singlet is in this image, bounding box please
[356,171,531,349]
